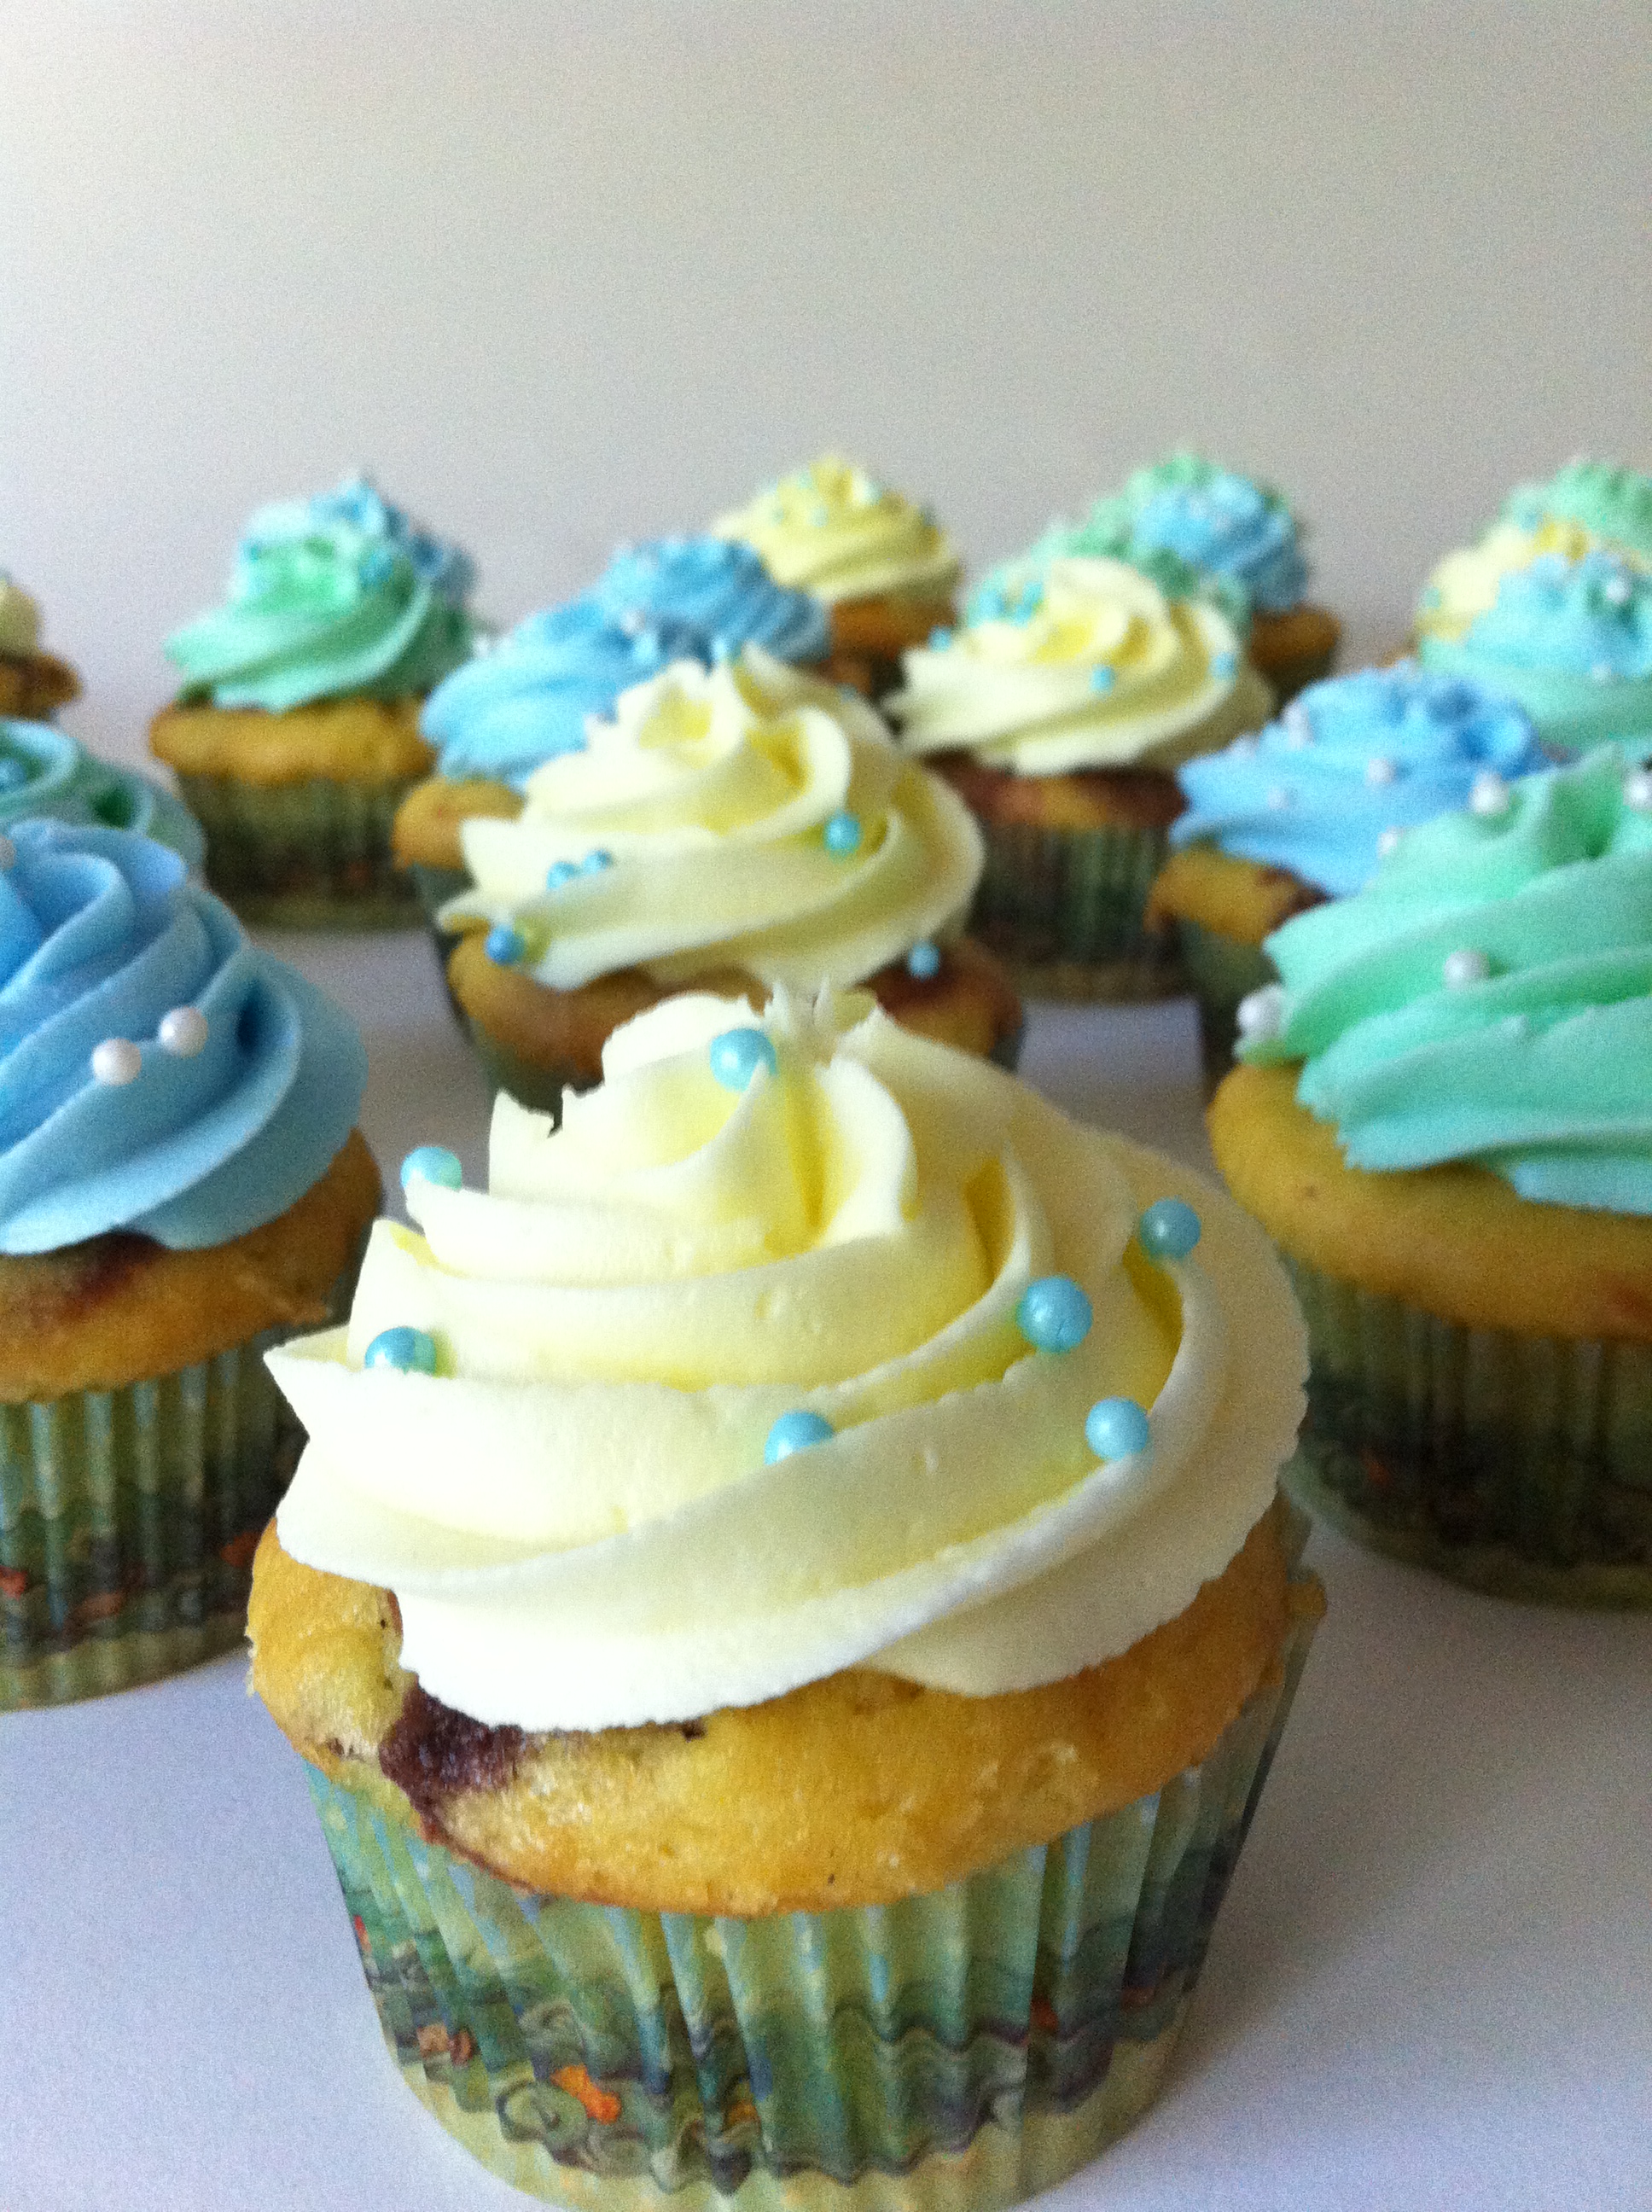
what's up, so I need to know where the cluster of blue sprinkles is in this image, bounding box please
[547,849,614,888]
[485,923,525,966]
[364,1326,439,1376]
[400,1144,462,1196]
[709,1026,777,1091]
[823,809,863,854]
[765,1409,835,1464]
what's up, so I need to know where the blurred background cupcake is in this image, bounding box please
[0,820,378,1708]
[888,555,1272,998]
[0,714,204,866]
[0,569,81,719]
[1213,747,1652,1604]
[1149,666,1550,1081]
[251,987,1318,2207]
[150,474,480,927]
[439,647,1020,1109]
[713,453,963,697]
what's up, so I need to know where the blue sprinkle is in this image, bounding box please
[928,626,953,650]
[1085,1397,1150,1461]
[1089,666,1117,694]
[545,860,579,889]
[1137,1197,1202,1261]
[364,1326,439,1376]
[485,925,526,966]
[1016,1275,1093,1353]
[905,940,942,981]
[709,1027,778,1091]
[1212,651,1238,680]
[582,848,614,873]
[765,1409,835,1463]
[0,759,29,793]
[400,1145,462,1195]
[823,811,863,855]
[711,633,735,663]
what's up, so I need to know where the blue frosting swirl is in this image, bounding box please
[1126,464,1308,614]
[0,719,204,868]
[244,474,476,606]
[1170,666,1548,896]
[1460,550,1652,678]
[0,822,366,1254]
[421,537,831,789]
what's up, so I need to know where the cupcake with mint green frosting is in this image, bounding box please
[1147,667,1549,1079]
[151,474,482,928]
[1209,747,1652,1602]
[0,716,203,868]
[0,818,381,1707]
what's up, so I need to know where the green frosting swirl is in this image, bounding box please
[1241,749,1652,1213]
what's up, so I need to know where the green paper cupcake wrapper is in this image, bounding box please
[177,772,424,929]
[305,1578,1319,2209]
[967,821,1181,1002]
[0,1258,363,1708]
[1281,1254,1652,1605]
[1174,922,1275,1091]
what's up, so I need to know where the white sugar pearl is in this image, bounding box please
[1469,771,1512,817]
[1622,767,1652,812]
[1265,784,1293,811]
[1443,948,1492,989]
[1365,755,1399,788]
[1591,661,1615,684]
[1603,573,1632,607]
[158,1006,209,1057]
[90,1038,142,1086]
[1282,703,1314,748]
[1236,983,1288,1041]
[1230,736,1259,760]
[1376,827,1404,858]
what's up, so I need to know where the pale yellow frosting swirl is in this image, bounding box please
[887,556,1273,776]
[1414,517,1652,643]
[270,991,1306,1729]
[714,455,962,605]
[0,576,42,659]
[439,648,983,992]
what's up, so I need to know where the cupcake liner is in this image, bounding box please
[967,822,1181,1003]
[177,772,424,929]
[1281,1254,1652,1605]
[305,1575,1320,2209]
[0,1263,362,1709]
[1174,922,1274,1091]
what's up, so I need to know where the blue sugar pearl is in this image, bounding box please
[0,758,29,793]
[1017,1275,1093,1353]
[905,940,942,981]
[1089,666,1117,694]
[711,633,735,663]
[1212,651,1238,680]
[709,1027,778,1091]
[545,860,579,889]
[582,848,614,873]
[364,1326,439,1376]
[823,811,863,855]
[928,626,953,650]
[765,1409,835,1463]
[400,1145,462,1196]
[1085,1397,1150,1461]
[485,924,525,966]
[1137,1197,1202,1261]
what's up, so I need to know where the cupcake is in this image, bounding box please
[0,820,380,1708]
[250,987,1320,2206]
[436,648,1020,1108]
[887,556,1273,998]
[1148,667,1550,1081]
[151,474,480,927]
[0,715,205,867]
[976,452,1338,704]
[713,454,962,695]
[1213,747,1652,1604]
[1415,465,1652,758]
[0,571,80,718]
[392,537,830,937]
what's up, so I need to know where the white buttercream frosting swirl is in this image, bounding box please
[271,991,1306,1729]
[713,455,962,605]
[439,648,983,991]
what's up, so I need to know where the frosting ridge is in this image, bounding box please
[0,718,204,868]
[714,457,961,605]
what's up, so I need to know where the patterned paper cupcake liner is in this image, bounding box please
[967,822,1182,1003]
[305,1574,1320,2210]
[1174,922,1274,1091]
[1281,1254,1652,1606]
[0,1266,361,1708]
[177,772,424,929]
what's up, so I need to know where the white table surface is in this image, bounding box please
[4,934,1649,2212]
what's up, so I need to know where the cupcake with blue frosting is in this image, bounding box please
[0,819,381,1707]
[1147,666,1550,1077]
[151,474,482,927]
[0,570,81,719]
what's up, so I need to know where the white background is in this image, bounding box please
[3,7,1651,2208]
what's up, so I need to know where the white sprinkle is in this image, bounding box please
[1443,948,1492,990]
[1603,573,1632,607]
[1365,755,1399,788]
[1622,767,1652,812]
[1236,983,1288,1041]
[1230,736,1259,760]
[1469,771,1511,817]
[1376,827,1404,858]
[91,1038,142,1086]
[619,608,649,637]
[158,1006,209,1057]
[1591,661,1615,684]
[1265,784,1293,812]
[0,834,14,870]
[1282,701,1314,747]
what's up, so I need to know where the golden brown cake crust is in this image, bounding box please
[389,774,523,870]
[1145,844,1325,945]
[828,592,957,659]
[934,752,1187,834]
[447,932,1022,1086]
[0,1128,382,1400]
[0,652,81,717]
[149,698,435,789]
[1210,1064,1652,1342]
[250,1507,1303,1914]
[1247,603,1340,694]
